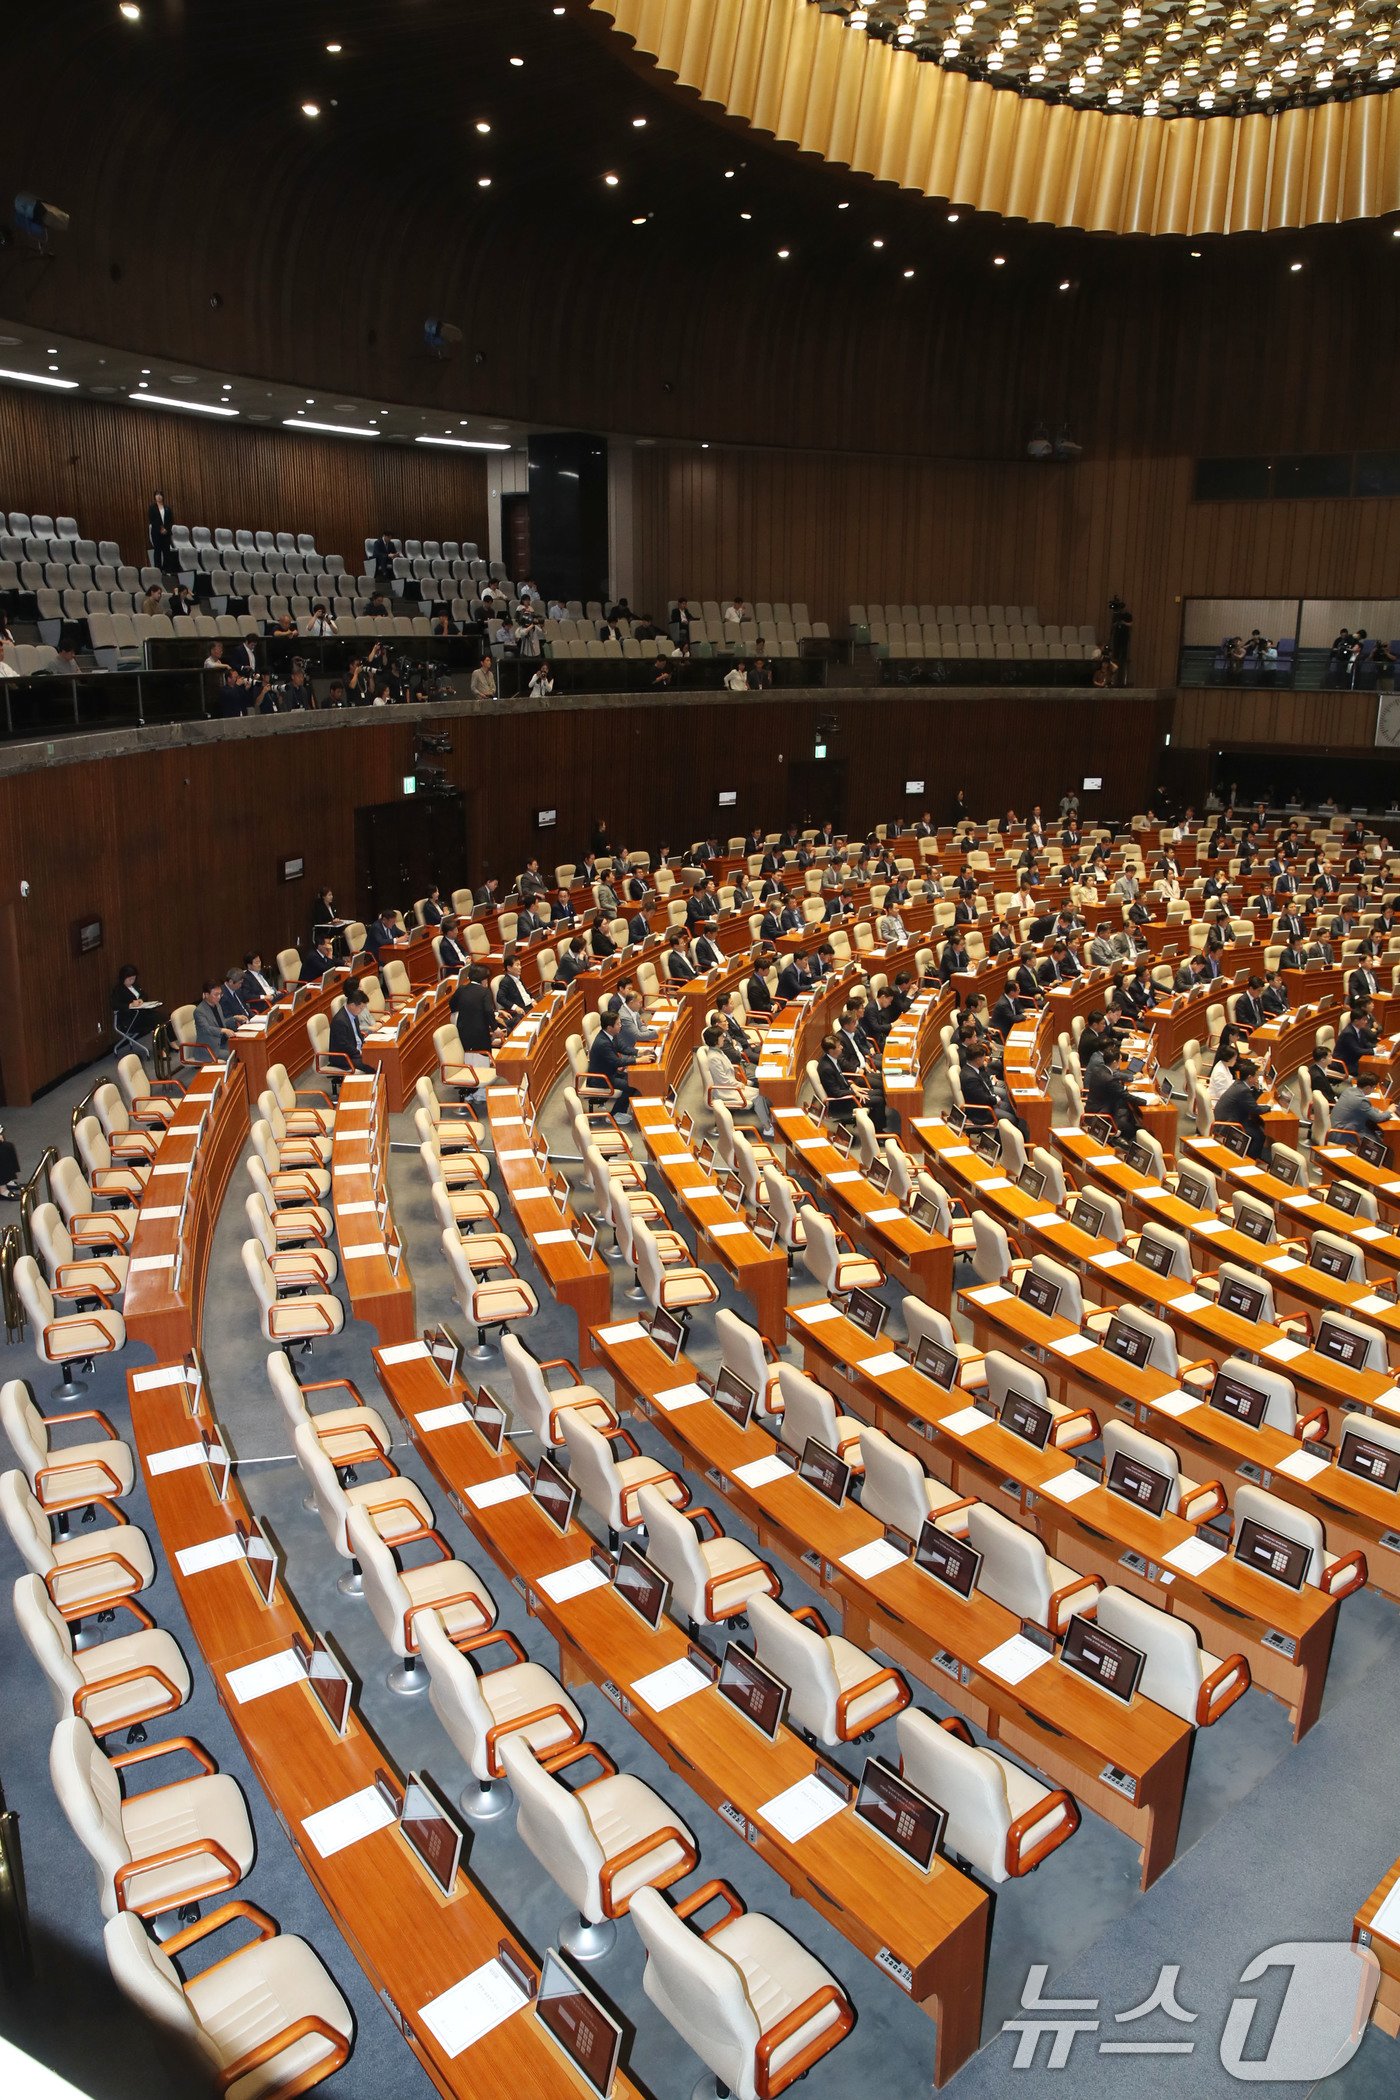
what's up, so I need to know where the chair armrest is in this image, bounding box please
[1048,1570,1103,1633]
[45,1540,146,1608]
[42,1406,120,1439]
[1050,1406,1100,1447]
[159,1898,277,1961]
[597,1824,699,1914]
[455,1627,528,1669]
[1181,1478,1228,1525]
[54,1260,125,1297]
[1197,1653,1251,1727]
[703,1554,778,1620]
[537,1740,618,1782]
[403,1587,490,1652]
[789,1605,830,1636]
[937,1714,977,1745]
[1006,1790,1080,1876]
[754,1985,855,2099]
[114,1836,243,1913]
[688,1506,723,1542]
[74,1660,186,1724]
[485,1701,584,1778]
[110,1734,218,1776]
[1298,1404,1331,1442]
[538,1356,584,1387]
[1323,1550,1367,1599]
[606,1426,642,1459]
[36,1453,127,1502]
[109,1597,155,1630]
[674,1878,748,1934]
[302,1375,365,1407]
[835,1665,911,1737]
[216,2016,351,2095]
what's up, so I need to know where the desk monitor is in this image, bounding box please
[1235,1205,1275,1245]
[1328,1177,1365,1218]
[798,1436,850,1508]
[532,1455,577,1535]
[867,1157,893,1196]
[571,1213,599,1262]
[1156,1071,1176,1104]
[614,1543,671,1631]
[1106,1449,1173,1517]
[1103,1316,1153,1370]
[471,1385,508,1454]
[1124,1141,1156,1176]
[1019,1270,1061,1318]
[1353,1132,1389,1168]
[716,1169,744,1207]
[1136,1233,1176,1279]
[970,1123,1003,1163]
[1059,1614,1146,1704]
[1019,1165,1046,1203]
[913,1336,959,1390]
[1310,1241,1357,1283]
[945,1106,968,1134]
[1073,1195,1107,1240]
[425,1322,462,1388]
[915,1520,982,1598]
[1083,1114,1118,1146]
[752,1207,779,1250]
[1209,1368,1271,1429]
[236,1517,279,1605]
[646,1306,686,1362]
[1175,1170,1212,1212]
[302,1633,353,1736]
[1314,1318,1370,1371]
[535,1950,622,2100]
[712,1367,757,1430]
[717,1642,790,1741]
[1000,1388,1055,1450]
[400,1771,465,1897]
[1338,1425,1400,1493]
[1234,1516,1310,1590]
[1218,1124,1252,1159]
[1272,1155,1301,1187]
[854,1756,947,1874]
[1218,1275,1266,1323]
[845,1286,888,1339]
[200,1430,232,1504]
[830,1124,855,1159]
[908,1192,941,1234]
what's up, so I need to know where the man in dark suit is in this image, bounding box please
[746,956,776,1015]
[835,1008,891,1132]
[437,920,468,975]
[1335,1007,1378,1078]
[1085,1041,1141,1141]
[987,924,1015,957]
[327,987,369,1073]
[1278,939,1308,972]
[1348,946,1380,1004]
[555,937,592,986]
[779,895,805,936]
[776,954,811,1002]
[666,933,699,983]
[940,934,969,983]
[496,954,531,1016]
[1233,976,1266,1032]
[148,492,175,573]
[1037,940,1071,988]
[958,1043,1001,1130]
[1213,1062,1268,1159]
[1010,948,1041,1004]
[518,858,547,903]
[816,1033,857,1123]
[626,907,650,945]
[1260,970,1289,1017]
[693,928,722,971]
[587,1009,633,1119]
[451,966,500,1054]
[301,935,337,982]
[990,988,1020,1038]
[759,899,785,944]
[218,967,256,1025]
[366,908,400,958]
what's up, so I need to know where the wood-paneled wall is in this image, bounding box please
[0,688,1167,1101]
[0,392,490,573]
[1170,687,1381,752]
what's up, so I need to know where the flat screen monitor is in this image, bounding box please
[1209,1369,1271,1429]
[716,1169,744,1207]
[752,1207,779,1249]
[913,1336,959,1390]
[1235,1206,1275,1245]
[471,1385,508,1454]
[845,1286,887,1339]
[914,1521,982,1598]
[712,1367,757,1429]
[614,1543,671,1631]
[854,1756,947,1874]
[535,1950,622,2100]
[798,1436,850,1507]
[1059,1614,1146,1704]
[970,1124,1002,1162]
[1073,1196,1107,1240]
[400,1771,465,1897]
[291,1631,353,1736]
[237,1517,279,1605]
[574,1215,599,1262]
[1234,1516,1310,1590]
[1352,1132,1389,1168]
[1310,1241,1356,1282]
[1136,1233,1176,1278]
[1000,1388,1055,1450]
[1103,1316,1153,1370]
[867,1157,893,1195]
[1019,1271,1061,1318]
[945,1106,967,1134]
[1338,1426,1400,1493]
[1106,1449,1173,1517]
[1328,1178,1365,1218]
[425,1323,462,1388]
[1218,1275,1266,1323]
[200,1430,231,1503]
[717,1642,790,1741]
[1125,1140,1157,1174]
[909,1192,941,1234]
[830,1124,854,1158]
[532,1455,577,1535]
[1083,1114,1118,1146]
[1314,1318,1370,1371]
[646,1306,686,1362]
[1175,1171,1212,1212]
[1218,1124,1252,1158]
[1019,1165,1046,1202]
[1272,1155,1301,1187]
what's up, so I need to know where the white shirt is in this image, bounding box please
[528,670,554,695]
[723,668,749,692]
[1208,1059,1237,1104]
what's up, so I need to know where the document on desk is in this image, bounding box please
[147,1442,211,1476]
[709,1221,749,1239]
[339,1200,380,1216]
[1263,1338,1307,1363]
[1171,1292,1209,1313]
[176,1534,244,1576]
[1050,1334,1096,1359]
[797,1137,828,1153]
[1026,1213,1063,1230]
[757,1774,847,1844]
[978,1176,1012,1191]
[733,1455,791,1491]
[1371,1881,1400,1946]
[941,1404,994,1436]
[598,1321,648,1343]
[1040,1468,1098,1505]
[1164,1535,1226,1578]
[978,1635,1051,1686]
[419,1959,530,2059]
[839,1538,906,1580]
[226,1649,305,1704]
[415,1402,472,1432]
[1133,1184,1168,1199]
[657,1152,693,1166]
[1352,1293,1393,1314]
[631,1659,711,1712]
[1275,1448,1332,1483]
[859,1351,907,1377]
[828,1169,863,1185]
[1194,1220,1228,1237]
[531,1229,577,1246]
[537,1561,610,1604]
[142,1206,183,1222]
[1092,1249,1131,1269]
[655,1382,707,1411]
[379,1340,430,1363]
[133,1365,190,1392]
[302,1785,397,1859]
[129,1254,176,1273]
[1266,1255,1303,1272]
[795,1302,840,1324]
[466,1476,529,1508]
[1151,1390,1202,1419]
[967,1284,1012,1304]
[866,1207,904,1223]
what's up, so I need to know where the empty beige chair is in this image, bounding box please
[51,1715,256,1921]
[1232,1482,1366,1598]
[50,1155,135,1251]
[30,1201,129,1303]
[265,1059,335,1137]
[75,1117,147,1203]
[772,1363,864,1474]
[1,1469,154,1624]
[244,1193,338,1290]
[638,1483,780,1634]
[116,1053,181,1128]
[500,1733,698,1963]
[501,1331,617,1446]
[859,1424,975,1543]
[969,1211,1030,1290]
[440,1224,537,1358]
[1095,1584,1250,1726]
[345,1506,498,1695]
[14,1254,125,1401]
[434,1021,494,1096]
[634,1218,719,1323]
[896,1708,1079,1883]
[244,1154,336,1246]
[265,1350,389,1471]
[966,1503,1101,1634]
[418,1139,500,1224]
[418,1605,584,1820]
[1101,1418,1225,1523]
[1,1378,134,1514]
[560,1411,688,1547]
[749,1594,909,1746]
[103,1907,352,2098]
[258,1091,331,1167]
[13,1572,190,1741]
[982,1351,1098,1453]
[293,1420,434,1595]
[92,1083,161,1165]
[798,1206,882,1297]
[902,1295,985,1389]
[241,1241,344,1362]
[414,1074,486,1149]
[414,1103,489,1181]
[714,1309,782,1419]
[250,1119,331,1204]
[631,1880,855,2100]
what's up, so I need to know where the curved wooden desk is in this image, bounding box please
[482,1081,612,1367]
[771,1106,953,1313]
[123,1060,249,1363]
[329,1071,416,1345]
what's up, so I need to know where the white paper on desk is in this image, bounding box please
[840,1538,906,1579]
[175,1533,244,1576]
[1164,1535,1226,1578]
[969,1284,1012,1304]
[1356,1225,1389,1243]
[658,1152,693,1166]
[1151,1391,1201,1420]
[685,1184,720,1200]
[858,1350,906,1377]
[538,1561,610,1604]
[142,1206,182,1222]
[379,1340,429,1364]
[598,1320,648,1343]
[656,1382,707,1411]
[1041,1468,1098,1505]
[1134,1183,1168,1199]
[1352,1293,1393,1313]
[797,1137,827,1153]
[339,1200,379,1216]
[466,1476,529,1509]
[867,1207,904,1224]
[132,1365,189,1392]
[942,1404,994,1435]
[1276,1449,1331,1483]
[416,1403,471,1432]
[1234,1164,1265,1179]
[129,1254,176,1274]
[343,1242,387,1261]
[1025,1212,1062,1230]
[1384,1179,1400,1196]
[649,1122,679,1136]
[631,1659,711,1712]
[338,1106,372,1120]
[828,1169,863,1185]
[150,1162,192,1179]
[1051,1334,1096,1359]
[796,1302,840,1324]
[755,1065,785,1080]
[1088,1155,1119,1168]
[979,1175,1012,1191]
[1092,1250,1131,1269]
[942,1145,974,1158]
[1370,1882,1400,1946]
[147,1442,210,1477]
[1264,1338,1307,1363]
[734,1454,791,1491]
[1289,1195,1319,1211]
[709,1221,748,1239]
[979,1634,1050,1686]
[498,1148,535,1162]
[302,1784,397,1860]
[1266,1255,1303,1273]
[532,1229,576,1246]
[226,1649,305,1704]
[1172,1292,1209,1313]
[419,1959,529,2059]
[765,1031,795,1043]
[332,1164,367,1178]
[515,1188,555,1204]
[758,1774,847,1844]
[1194,1219,1228,1237]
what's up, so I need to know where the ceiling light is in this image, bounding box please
[1059,278,1072,289]
[325,42,342,54]
[476,120,491,133]
[993,254,1006,265]
[509,55,524,66]
[1106,80,1123,98]
[604,173,619,186]
[724,169,735,179]
[740,210,752,219]
[1142,90,1160,109]
[631,214,647,224]
[633,117,647,127]
[777,247,791,258]
[134,393,238,415]
[1290,259,1304,270]
[1028,58,1046,79]
[301,101,320,117]
[285,418,379,436]
[903,268,915,278]
[837,200,850,209]
[1068,68,1086,87]
[848,6,870,25]
[0,367,78,390]
[987,49,1006,66]
[415,435,512,451]
[701,442,709,449]
[478,176,492,188]
[872,237,885,248]
[1190,248,1202,255]
[947,211,960,221]
[119,2,140,17]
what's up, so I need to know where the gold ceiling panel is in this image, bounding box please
[593,0,1400,228]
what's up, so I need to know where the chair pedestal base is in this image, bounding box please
[386,1656,428,1696]
[624,1279,647,1302]
[461,1779,511,1822]
[693,2078,730,2100]
[337,1563,364,1597]
[50,1371,88,1403]
[560,1912,616,1964]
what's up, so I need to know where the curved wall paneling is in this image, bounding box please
[0,687,1166,1102]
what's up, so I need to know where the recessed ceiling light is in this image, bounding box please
[872,237,884,248]
[1392,228,1400,238]
[632,116,647,127]
[838,201,850,210]
[993,255,1006,265]
[285,418,380,437]
[1059,278,1071,289]
[1190,249,1202,257]
[478,176,492,188]
[509,55,524,66]
[947,211,959,222]
[777,247,790,259]
[140,368,150,375]
[903,268,915,278]
[631,215,647,225]
[325,42,342,54]
[1290,260,1303,271]
[133,392,238,416]
[604,173,619,186]
[476,120,491,134]
[305,397,315,404]
[46,347,58,354]
[47,366,58,373]
[740,211,752,220]
[119,3,140,18]
[301,101,320,117]
[701,442,709,449]
[724,169,735,179]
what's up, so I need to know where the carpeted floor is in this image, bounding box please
[2,1042,1398,2098]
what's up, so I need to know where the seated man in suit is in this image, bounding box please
[518,858,547,903]
[365,906,403,958]
[986,921,1015,957]
[1009,946,1041,1006]
[759,897,786,944]
[326,986,370,1073]
[835,1006,892,1133]
[1037,939,1074,988]
[627,906,650,946]
[746,948,777,1015]
[241,952,277,1009]
[779,894,806,936]
[776,952,811,1002]
[939,933,969,983]
[1334,1006,1378,1078]
[1084,1040,1141,1142]
[1212,1060,1268,1159]
[437,918,468,975]
[555,936,592,985]
[218,965,257,1026]
[815,1032,860,1125]
[1332,1083,1387,1138]
[666,931,699,981]
[549,886,575,927]
[1260,969,1290,1017]
[990,987,1020,1038]
[712,990,756,1067]
[958,1041,1007,1130]
[191,981,231,1064]
[300,934,338,982]
[610,986,657,1059]
[450,964,501,1055]
[1087,922,1118,969]
[515,901,544,941]
[693,926,722,971]
[861,985,900,1050]
[496,950,532,1016]
[1349,944,1381,1004]
[586,1008,633,1120]
[1233,975,1266,1032]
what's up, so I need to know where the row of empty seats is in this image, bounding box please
[852,602,1041,626]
